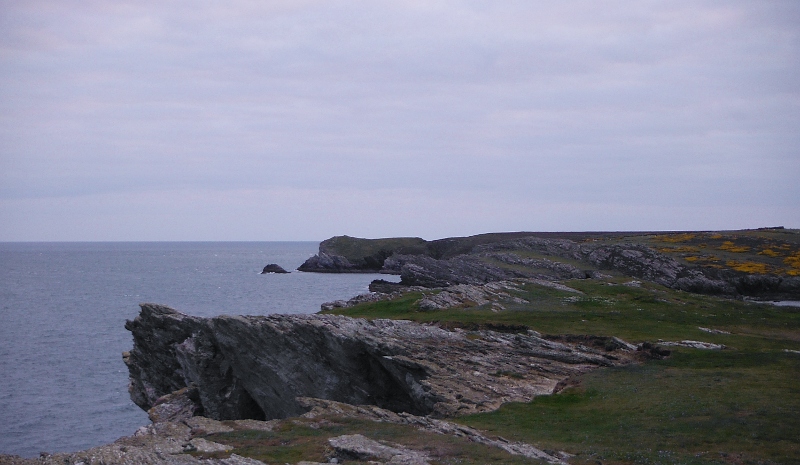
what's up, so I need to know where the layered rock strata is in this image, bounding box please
[125,304,636,422]
[299,234,800,299]
[1,398,570,465]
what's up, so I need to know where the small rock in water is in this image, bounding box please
[261,264,289,274]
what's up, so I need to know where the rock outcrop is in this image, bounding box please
[2,398,570,465]
[260,264,289,274]
[299,398,570,464]
[298,232,800,299]
[125,304,637,423]
[297,236,428,272]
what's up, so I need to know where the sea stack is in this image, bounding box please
[260,264,289,274]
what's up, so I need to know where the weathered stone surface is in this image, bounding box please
[390,254,512,287]
[297,236,428,273]
[417,281,529,311]
[259,264,288,274]
[324,279,582,313]
[183,438,232,454]
[185,416,235,435]
[328,434,430,464]
[0,420,262,465]
[147,386,203,423]
[659,340,727,350]
[299,398,568,464]
[319,292,393,312]
[296,251,358,273]
[125,304,636,422]
[300,233,800,299]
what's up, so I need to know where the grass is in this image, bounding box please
[197,417,545,464]
[327,278,800,350]
[461,350,800,464]
[325,276,800,464]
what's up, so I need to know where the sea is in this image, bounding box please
[0,242,397,458]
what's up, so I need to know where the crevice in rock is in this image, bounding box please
[360,352,431,416]
[236,387,266,421]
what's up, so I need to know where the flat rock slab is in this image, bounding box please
[329,434,430,464]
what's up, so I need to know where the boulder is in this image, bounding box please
[260,264,289,274]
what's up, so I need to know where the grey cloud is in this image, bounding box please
[1,1,798,239]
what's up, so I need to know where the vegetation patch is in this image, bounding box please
[725,260,770,274]
[203,417,544,464]
[653,233,697,243]
[460,349,800,465]
[784,251,800,275]
[718,241,751,253]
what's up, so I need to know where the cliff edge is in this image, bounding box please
[298,230,800,299]
[124,303,637,422]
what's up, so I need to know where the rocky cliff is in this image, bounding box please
[124,304,637,422]
[299,231,800,299]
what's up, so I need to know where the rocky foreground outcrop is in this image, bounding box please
[125,304,637,421]
[2,397,574,465]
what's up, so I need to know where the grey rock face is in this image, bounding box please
[2,419,266,465]
[302,233,799,299]
[328,434,430,464]
[405,236,741,296]
[416,281,529,311]
[125,304,636,422]
[299,398,569,464]
[260,264,289,274]
[296,251,358,272]
[390,254,514,287]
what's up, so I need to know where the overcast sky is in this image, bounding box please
[1,1,798,241]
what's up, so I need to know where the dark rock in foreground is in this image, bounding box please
[124,304,637,422]
[260,264,289,274]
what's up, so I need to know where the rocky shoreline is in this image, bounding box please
[298,232,800,300]
[124,304,637,420]
[4,302,644,465]
[4,229,798,464]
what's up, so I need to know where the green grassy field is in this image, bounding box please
[325,277,800,464]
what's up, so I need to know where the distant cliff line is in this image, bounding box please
[297,230,800,300]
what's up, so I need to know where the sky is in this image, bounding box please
[1,1,798,241]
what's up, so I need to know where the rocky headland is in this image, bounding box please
[299,230,800,300]
[124,303,637,421]
[4,229,798,464]
[4,303,642,465]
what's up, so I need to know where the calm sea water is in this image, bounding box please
[0,242,396,458]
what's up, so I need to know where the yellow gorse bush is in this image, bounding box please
[726,260,769,274]
[655,233,697,243]
[719,241,750,253]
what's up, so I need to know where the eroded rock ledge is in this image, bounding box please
[298,233,800,299]
[124,304,637,423]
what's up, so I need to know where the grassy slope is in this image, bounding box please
[326,277,800,464]
[214,229,800,464]
[195,417,539,464]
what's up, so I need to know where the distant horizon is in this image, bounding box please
[1,226,798,244]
